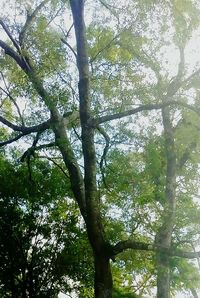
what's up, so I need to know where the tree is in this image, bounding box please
[0,155,94,297]
[1,0,200,297]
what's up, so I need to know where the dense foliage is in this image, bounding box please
[0,156,93,297]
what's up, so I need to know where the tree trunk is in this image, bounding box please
[190,288,199,298]
[156,252,170,298]
[69,1,113,297]
[156,103,176,298]
[94,255,113,298]
[156,209,175,298]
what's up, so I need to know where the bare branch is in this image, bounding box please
[20,131,42,161]
[46,5,64,27]
[0,39,23,66]
[0,19,33,72]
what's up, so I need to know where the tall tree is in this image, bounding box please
[1,0,200,297]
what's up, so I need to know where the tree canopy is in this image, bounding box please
[1,0,200,297]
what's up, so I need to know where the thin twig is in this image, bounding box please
[61,38,77,59]
[38,155,69,178]
[0,85,25,125]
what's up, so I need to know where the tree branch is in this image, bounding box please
[90,33,120,63]
[97,125,110,188]
[93,102,174,125]
[0,115,51,134]
[112,239,200,260]
[0,133,26,146]
[0,20,33,74]
[38,155,69,178]
[20,141,56,162]
[92,100,200,125]
[166,46,185,97]
[0,39,31,72]
[61,38,77,59]
[0,19,21,53]
[19,0,50,46]
[113,240,153,256]
[0,85,25,125]
[177,141,196,169]
[182,68,200,89]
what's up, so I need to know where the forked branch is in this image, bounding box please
[19,0,50,46]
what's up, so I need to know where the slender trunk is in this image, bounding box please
[156,251,170,298]
[94,255,113,298]
[156,105,176,298]
[155,55,184,297]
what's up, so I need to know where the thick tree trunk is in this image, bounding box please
[94,255,113,298]
[69,1,113,297]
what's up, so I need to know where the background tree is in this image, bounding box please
[0,155,93,297]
